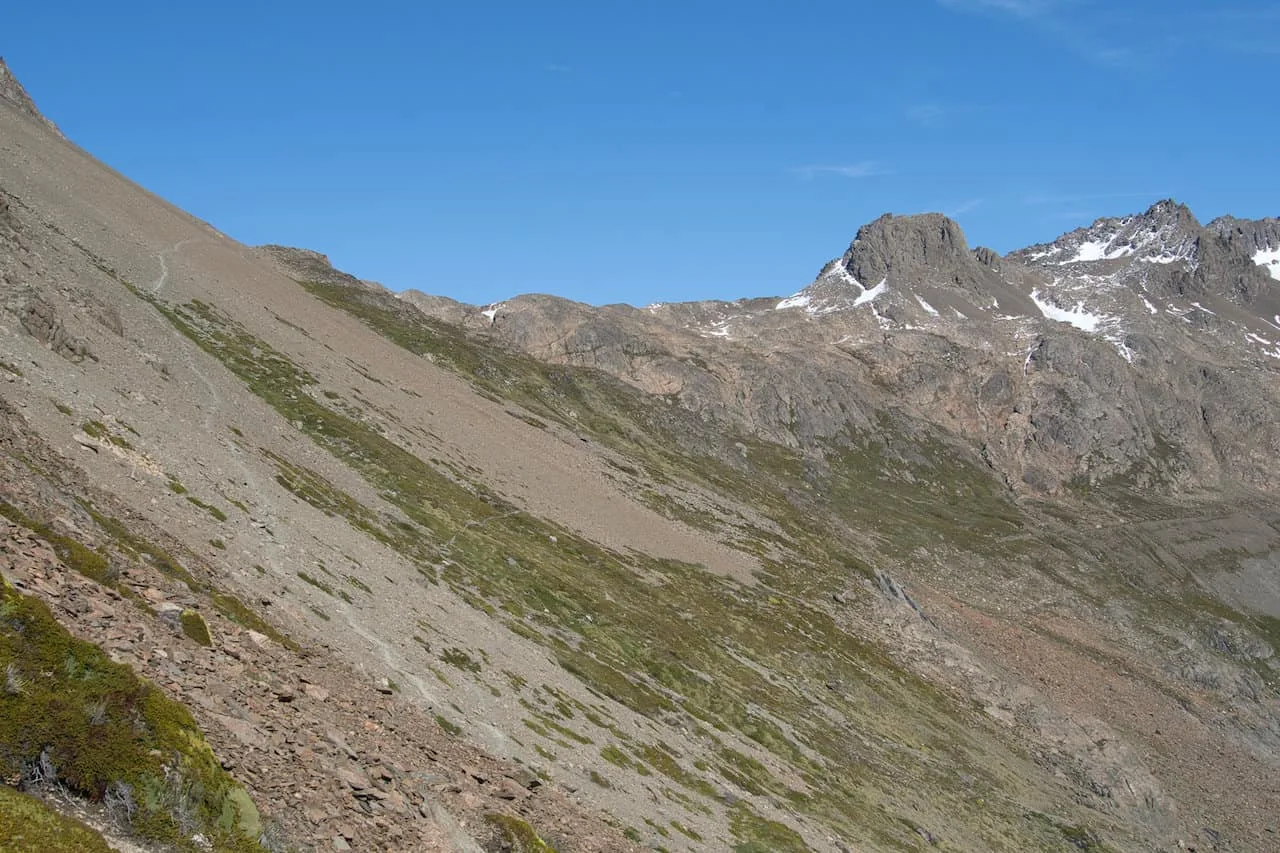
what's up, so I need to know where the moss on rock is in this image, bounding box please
[179,609,213,647]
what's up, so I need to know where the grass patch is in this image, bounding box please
[440,647,481,674]
[81,421,132,451]
[434,715,463,736]
[0,500,113,586]
[296,572,334,597]
[484,813,559,852]
[729,802,810,853]
[0,785,113,852]
[185,496,227,523]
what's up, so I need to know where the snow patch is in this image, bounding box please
[1140,296,1158,315]
[1141,251,1191,265]
[1030,290,1105,333]
[852,278,888,308]
[776,292,811,310]
[915,295,939,316]
[1253,247,1280,281]
[1066,237,1133,263]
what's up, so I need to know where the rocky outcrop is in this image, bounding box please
[258,244,388,293]
[1209,214,1280,254]
[19,296,93,363]
[0,58,62,137]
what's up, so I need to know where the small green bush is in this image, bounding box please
[0,579,264,852]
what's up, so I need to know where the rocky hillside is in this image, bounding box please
[2,61,1279,853]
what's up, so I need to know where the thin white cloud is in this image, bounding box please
[792,162,889,180]
[937,0,1147,67]
[946,198,985,216]
[937,0,1058,18]
[905,103,947,126]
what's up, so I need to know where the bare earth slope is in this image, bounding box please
[2,63,1280,853]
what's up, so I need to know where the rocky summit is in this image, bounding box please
[2,60,1279,853]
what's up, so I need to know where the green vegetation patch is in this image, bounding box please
[440,647,482,673]
[0,500,113,586]
[484,812,559,852]
[434,715,463,736]
[0,580,265,852]
[81,421,132,451]
[729,801,811,853]
[0,785,113,853]
[185,496,227,523]
[296,571,335,597]
[179,610,213,647]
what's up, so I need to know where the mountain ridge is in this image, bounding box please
[2,58,1280,853]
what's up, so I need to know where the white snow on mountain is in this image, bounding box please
[1068,237,1133,263]
[852,278,888,308]
[1254,247,1280,281]
[776,292,811,311]
[1030,290,1106,333]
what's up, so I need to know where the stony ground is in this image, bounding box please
[1,515,641,852]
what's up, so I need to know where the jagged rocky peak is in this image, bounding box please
[839,212,973,286]
[1018,199,1202,267]
[775,212,1034,322]
[1209,215,1280,281]
[0,57,62,137]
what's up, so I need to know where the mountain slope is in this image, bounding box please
[2,61,1279,853]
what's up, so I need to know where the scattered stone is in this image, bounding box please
[336,766,371,791]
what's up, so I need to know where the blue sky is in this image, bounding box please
[6,1,1278,306]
